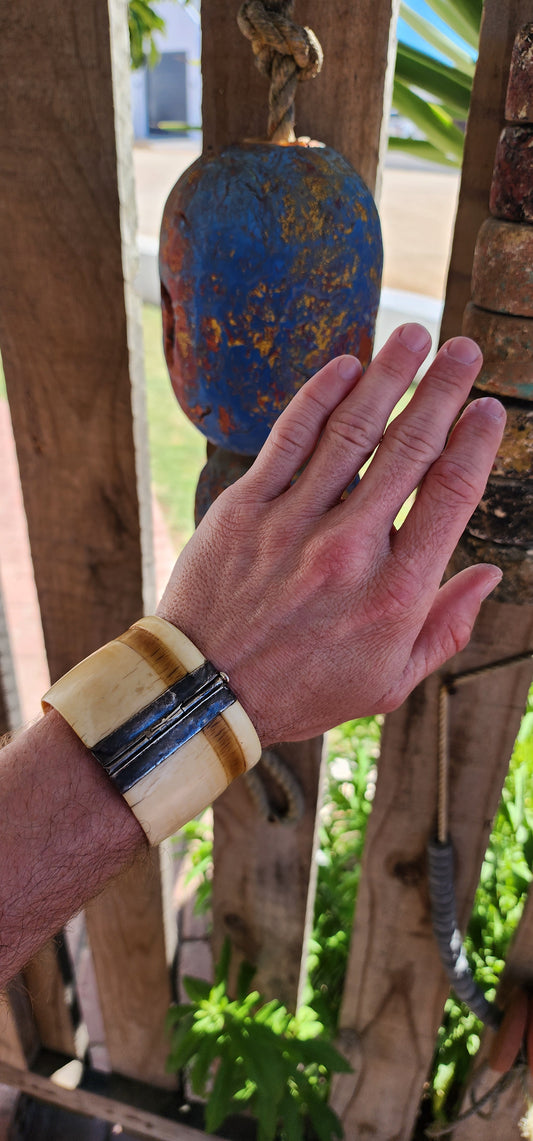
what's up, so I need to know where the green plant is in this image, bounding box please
[128,0,194,70]
[390,0,482,167]
[129,0,167,69]
[304,717,382,1036]
[142,304,205,551]
[176,810,214,917]
[166,939,351,1140]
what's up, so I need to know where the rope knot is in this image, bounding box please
[237,0,323,142]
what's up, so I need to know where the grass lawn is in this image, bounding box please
[142,302,206,551]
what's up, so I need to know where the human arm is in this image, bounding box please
[0,325,505,986]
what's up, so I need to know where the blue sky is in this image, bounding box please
[398,0,477,63]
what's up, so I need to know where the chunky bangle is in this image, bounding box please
[42,616,261,845]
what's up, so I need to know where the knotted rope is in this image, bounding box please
[246,748,305,824]
[237,0,323,142]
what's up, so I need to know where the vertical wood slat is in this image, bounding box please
[0,981,39,1070]
[201,0,398,1007]
[0,0,172,1084]
[331,601,533,1140]
[201,0,400,195]
[0,573,43,1070]
[440,0,533,343]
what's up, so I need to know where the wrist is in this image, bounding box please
[43,616,262,844]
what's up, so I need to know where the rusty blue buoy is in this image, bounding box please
[160,141,382,455]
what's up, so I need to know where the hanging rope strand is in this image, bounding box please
[237,0,323,142]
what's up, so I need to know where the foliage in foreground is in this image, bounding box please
[166,939,351,1141]
[172,686,533,1133]
[128,0,480,167]
[392,0,481,167]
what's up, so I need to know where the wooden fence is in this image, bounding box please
[0,1,532,1138]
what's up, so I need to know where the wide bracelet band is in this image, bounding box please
[42,616,261,845]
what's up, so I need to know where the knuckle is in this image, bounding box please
[429,456,480,503]
[271,417,313,457]
[327,406,381,454]
[304,532,355,590]
[385,419,437,467]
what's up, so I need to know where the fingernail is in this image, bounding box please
[445,337,482,364]
[338,355,362,381]
[480,566,503,600]
[476,396,506,422]
[398,323,431,352]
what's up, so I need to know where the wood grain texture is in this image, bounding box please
[331,599,533,1140]
[212,739,324,1007]
[23,946,77,1058]
[0,1062,218,1141]
[85,847,175,1087]
[201,0,399,194]
[0,981,38,1070]
[0,0,171,1084]
[440,0,533,344]
[201,0,396,1011]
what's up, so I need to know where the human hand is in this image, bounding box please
[157,324,505,746]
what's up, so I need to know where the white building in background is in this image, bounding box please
[130,1,202,140]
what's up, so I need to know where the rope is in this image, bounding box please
[245,747,305,823]
[237,0,323,142]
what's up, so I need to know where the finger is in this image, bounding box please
[351,336,484,529]
[402,564,502,694]
[290,323,433,513]
[391,396,505,595]
[243,354,362,500]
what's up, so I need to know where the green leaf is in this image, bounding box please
[190,1036,216,1095]
[422,0,480,50]
[399,3,476,74]
[237,958,257,1003]
[396,44,472,117]
[167,1017,200,1072]
[291,1037,353,1074]
[278,1089,305,1141]
[205,1056,239,1132]
[165,1003,193,1030]
[388,136,458,166]
[182,976,212,1003]
[215,937,232,987]
[392,78,465,162]
[302,1087,344,1141]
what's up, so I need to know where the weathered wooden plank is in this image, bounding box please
[200,0,398,1010]
[331,599,533,1140]
[22,944,78,1059]
[0,0,171,1084]
[0,1061,219,1141]
[212,739,324,1004]
[0,982,38,1071]
[440,0,532,344]
[202,0,399,194]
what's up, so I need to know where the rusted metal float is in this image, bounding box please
[160,140,382,455]
[159,2,382,458]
